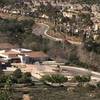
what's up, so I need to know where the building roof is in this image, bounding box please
[24,51,48,58]
[0,48,48,59]
[2,50,20,58]
[3,51,20,55]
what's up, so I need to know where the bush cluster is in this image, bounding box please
[41,74,68,84]
[74,75,91,82]
[0,69,32,84]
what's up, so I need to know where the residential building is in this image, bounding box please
[0,48,49,64]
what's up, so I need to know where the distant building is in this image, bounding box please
[21,51,49,64]
[41,14,49,19]
[63,11,73,18]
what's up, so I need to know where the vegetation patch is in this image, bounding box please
[41,74,68,86]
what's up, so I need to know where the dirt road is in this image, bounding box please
[23,94,30,100]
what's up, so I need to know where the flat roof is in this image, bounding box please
[24,51,48,58]
[1,50,20,58]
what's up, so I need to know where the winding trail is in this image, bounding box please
[61,66,100,81]
[29,63,100,82]
[32,23,100,82]
[32,23,81,45]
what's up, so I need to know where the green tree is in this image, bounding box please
[0,75,8,83]
[97,81,100,88]
[0,90,11,100]
[85,83,96,91]
[74,75,91,83]
[13,69,22,79]
[4,77,13,91]
[18,72,32,84]
[0,77,13,100]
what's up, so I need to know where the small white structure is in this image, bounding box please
[63,12,73,18]
[93,34,99,40]
[10,10,20,14]
[94,24,99,31]
[41,14,49,19]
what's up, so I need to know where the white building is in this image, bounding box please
[0,48,49,64]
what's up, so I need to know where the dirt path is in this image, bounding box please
[33,23,81,45]
[23,94,30,100]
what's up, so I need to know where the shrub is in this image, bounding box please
[41,74,68,84]
[13,69,22,79]
[84,39,100,54]
[0,69,33,84]
[97,81,100,88]
[0,90,11,100]
[18,72,32,84]
[24,72,32,77]
[85,83,96,91]
[0,74,17,84]
[10,75,18,83]
[74,75,91,82]
[0,75,9,83]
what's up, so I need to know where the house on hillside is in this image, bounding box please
[0,50,21,63]
[0,48,50,64]
[21,51,49,64]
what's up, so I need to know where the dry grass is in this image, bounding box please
[0,12,33,20]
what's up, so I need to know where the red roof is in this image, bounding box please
[2,50,20,58]
[24,51,48,58]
